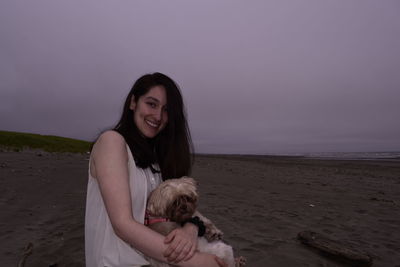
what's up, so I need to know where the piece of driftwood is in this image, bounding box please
[17,242,33,267]
[298,231,373,266]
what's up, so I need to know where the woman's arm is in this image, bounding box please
[92,131,167,260]
[90,131,224,267]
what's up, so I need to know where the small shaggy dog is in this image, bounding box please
[145,177,245,267]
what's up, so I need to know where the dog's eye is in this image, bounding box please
[173,199,179,206]
[183,196,190,202]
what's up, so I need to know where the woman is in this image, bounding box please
[85,73,226,266]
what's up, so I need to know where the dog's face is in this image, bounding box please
[147,177,198,223]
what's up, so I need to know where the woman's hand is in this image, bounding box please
[163,223,198,263]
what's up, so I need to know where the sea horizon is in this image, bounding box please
[196,151,400,160]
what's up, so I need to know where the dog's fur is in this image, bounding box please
[145,177,245,267]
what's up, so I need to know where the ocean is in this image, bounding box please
[299,151,400,160]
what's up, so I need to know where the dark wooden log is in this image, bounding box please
[298,231,373,266]
[17,242,33,267]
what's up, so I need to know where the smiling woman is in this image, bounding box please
[85,72,226,267]
[129,85,169,139]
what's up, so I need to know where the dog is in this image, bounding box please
[145,177,245,267]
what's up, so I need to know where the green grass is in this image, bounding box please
[0,130,92,153]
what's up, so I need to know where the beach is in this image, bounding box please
[1,150,399,266]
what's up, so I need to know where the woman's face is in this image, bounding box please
[130,85,168,138]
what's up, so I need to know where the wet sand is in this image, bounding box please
[1,151,399,266]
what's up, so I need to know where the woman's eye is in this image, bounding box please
[147,102,157,108]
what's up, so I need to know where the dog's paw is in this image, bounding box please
[235,256,246,267]
[205,227,224,241]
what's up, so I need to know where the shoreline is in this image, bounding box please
[196,152,400,161]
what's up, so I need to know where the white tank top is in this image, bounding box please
[85,144,162,267]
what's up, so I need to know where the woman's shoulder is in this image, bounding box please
[90,130,130,178]
[97,130,125,143]
[92,130,127,155]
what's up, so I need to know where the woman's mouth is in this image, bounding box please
[145,119,160,128]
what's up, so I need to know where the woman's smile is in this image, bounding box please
[145,119,161,128]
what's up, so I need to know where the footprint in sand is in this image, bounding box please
[319,223,337,229]
[241,247,257,253]
[251,240,285,251]
[322,229,334,234]
[253,203,264,208]
[355,209,368,214]
[230,235,252,245]
[378,219,400,226]
[385,242,399,251]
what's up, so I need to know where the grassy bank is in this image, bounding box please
[0,130,92,153]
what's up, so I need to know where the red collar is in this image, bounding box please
[145,210,170,226]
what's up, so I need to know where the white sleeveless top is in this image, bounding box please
[85,144,162,267]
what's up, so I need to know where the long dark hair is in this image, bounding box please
[113,72,193,180]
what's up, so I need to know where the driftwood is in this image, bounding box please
[17,242,33,267]
[298,231,373,266]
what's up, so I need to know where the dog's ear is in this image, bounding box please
[147,187,167,215]
[181,177,197,187]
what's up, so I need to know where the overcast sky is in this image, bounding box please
[1,1,399,154]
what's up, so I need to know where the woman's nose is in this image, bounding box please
[153,108,163,121]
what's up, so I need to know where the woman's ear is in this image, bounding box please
[129,96,136,111]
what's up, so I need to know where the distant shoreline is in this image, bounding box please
[1,148,399,162]
[2,130,399,160]
[196,152,400,161]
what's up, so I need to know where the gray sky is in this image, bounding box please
[1,1,399,154]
